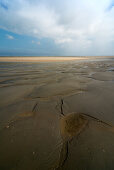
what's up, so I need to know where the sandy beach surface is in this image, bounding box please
[0,56,114,170]
[0,56,88,62]
[0,56,113,62]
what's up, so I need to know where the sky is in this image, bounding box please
[0,0,114,56]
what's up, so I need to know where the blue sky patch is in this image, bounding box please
[0,2,8,10]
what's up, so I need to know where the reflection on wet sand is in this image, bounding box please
[0,57,114,170]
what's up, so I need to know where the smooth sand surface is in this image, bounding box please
[0,57,114,170]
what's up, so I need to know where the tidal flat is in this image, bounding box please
[0,57,114,170]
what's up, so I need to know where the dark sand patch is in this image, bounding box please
[107,67,114,71]
[92,72,114,81]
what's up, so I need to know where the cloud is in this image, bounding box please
[32,40,35,44]
[6,34,14,40]
[32,40,40,45]
[37,42,40,45]
[0,0,114,55]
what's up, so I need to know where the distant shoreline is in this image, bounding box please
[0,56,88,62]
[0,56,113,62]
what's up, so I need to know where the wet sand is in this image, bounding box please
[0,56,114,170]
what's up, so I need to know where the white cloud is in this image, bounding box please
[6,34,14,40]
[32,40,40,45]
[32,40,35,44]
[0,0,114,55]
[37,42,40,45]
